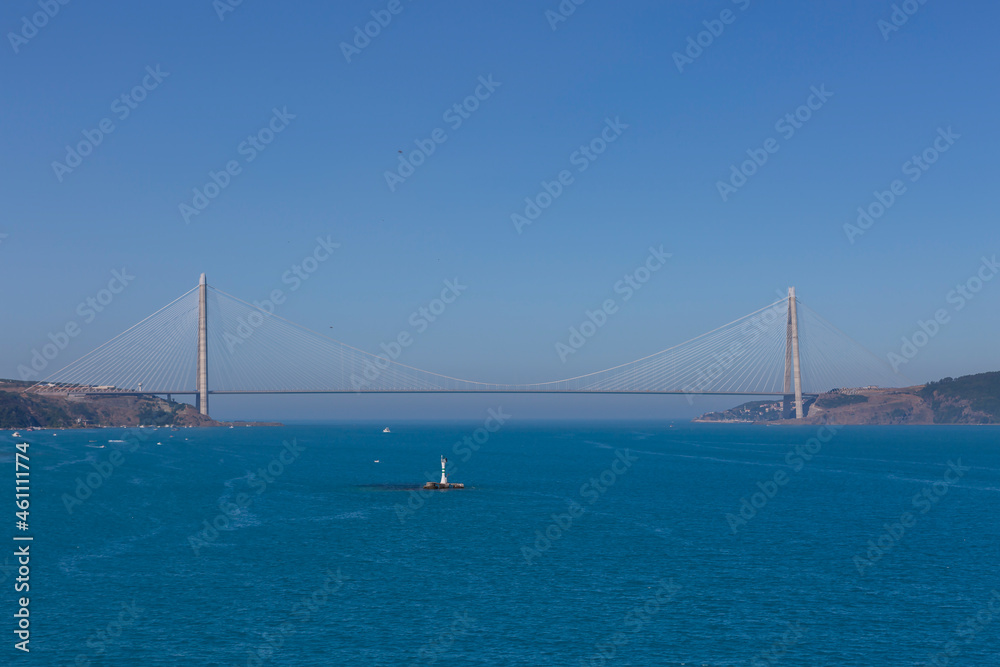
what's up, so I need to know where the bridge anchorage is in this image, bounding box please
[27,275,906,420]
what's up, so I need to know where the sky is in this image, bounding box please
[1,0,998,421]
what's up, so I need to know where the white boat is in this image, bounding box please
[12,432,21,438]
[382,427,391,433]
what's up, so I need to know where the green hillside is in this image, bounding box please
[918,372,1000,424]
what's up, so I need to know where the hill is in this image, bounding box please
[0,380,279,429]
[916,372,1000,424]
[695,371,1000,425]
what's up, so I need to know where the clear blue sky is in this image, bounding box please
[2,0,998,421]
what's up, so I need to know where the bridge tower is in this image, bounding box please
[783,287,804,419]
[196,273,210,416]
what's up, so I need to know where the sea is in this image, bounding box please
[8,422,1000,665]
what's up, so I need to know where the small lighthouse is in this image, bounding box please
[423,455,464,490]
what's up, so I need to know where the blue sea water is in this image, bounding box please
[7,422,1000,665]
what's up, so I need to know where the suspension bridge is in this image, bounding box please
[26,274,906,419]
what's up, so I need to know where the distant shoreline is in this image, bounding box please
[0,381,284,429]
[695,371,1000,426]
[690,419,999,426]
[4,422,283,431]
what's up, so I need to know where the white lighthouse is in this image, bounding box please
[423,455,464,490]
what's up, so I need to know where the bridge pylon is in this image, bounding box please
[197,273,209,417]
[783,286,804,419]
